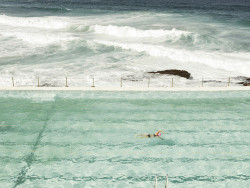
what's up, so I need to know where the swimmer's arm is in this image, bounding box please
[155,130,163,135]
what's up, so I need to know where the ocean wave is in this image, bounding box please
[0,15,69,29]
[0,31,76,45]
[94,40,250,76]
[89,24,195,40]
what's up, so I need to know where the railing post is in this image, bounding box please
[12,77,14,87]
[91,78,95,87]
[165,174,168,188]
[38,77,40,87]
[202,78,204,87]
[154,176,157,188]
[171,78,173,87]
[120,78,123,87]
[66,77,68,87]
[148,78,150,88]
[228,77,230,87]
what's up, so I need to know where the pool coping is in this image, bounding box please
[0,86,250,91]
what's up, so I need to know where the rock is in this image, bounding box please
[236,77,250,86]
[243,78,250,86]
[237,82,244,84]
[148,69,191,79]
[234,76,250,86]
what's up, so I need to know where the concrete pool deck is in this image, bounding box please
[0,86,250,91]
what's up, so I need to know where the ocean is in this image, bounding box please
[0,0,250,87]
[0,90,250,187]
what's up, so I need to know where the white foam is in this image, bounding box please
[94,40,250,76]
[89,24,193,40]
[0,31,76,45]
[0,15,69,29]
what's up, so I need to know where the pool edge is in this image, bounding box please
[0,86,250,92]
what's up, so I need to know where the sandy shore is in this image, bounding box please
[0,86,250,91]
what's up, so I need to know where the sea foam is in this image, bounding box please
[89,24,194,40]
[0,15,69,29]
[0,31,76,46]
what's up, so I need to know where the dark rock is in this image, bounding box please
[237,82,244,84]
[235,76,250,86]
[242,77,250,86]
[243,77,250,86]
[148,69,191,79]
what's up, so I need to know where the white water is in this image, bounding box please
[0,15,69,29]
[0,31,76,45]
[0,13,249,87]
[89,24,194,41]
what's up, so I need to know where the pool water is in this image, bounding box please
[0,91,250,187]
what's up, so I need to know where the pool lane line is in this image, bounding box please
[13,102,55,188]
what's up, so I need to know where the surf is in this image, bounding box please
[0,15,69,30]
[89,24,194,40]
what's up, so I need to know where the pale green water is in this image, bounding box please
[0,91,250,188]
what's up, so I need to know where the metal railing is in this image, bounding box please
[0,76,248,88]
[154,175,169,188]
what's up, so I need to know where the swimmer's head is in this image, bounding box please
[158,133,161,136]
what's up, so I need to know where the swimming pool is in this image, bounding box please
[0,91,250,187]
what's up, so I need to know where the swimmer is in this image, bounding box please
[135,130,165,139]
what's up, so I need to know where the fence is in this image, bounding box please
[154,175,169,188]
[0,76,248,88]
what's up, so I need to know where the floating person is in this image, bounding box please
[135,130,165,139]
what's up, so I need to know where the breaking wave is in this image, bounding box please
[0,15,199,43]
[0,31,76,45]
[89,24,196,40]
[0,15,69,29]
